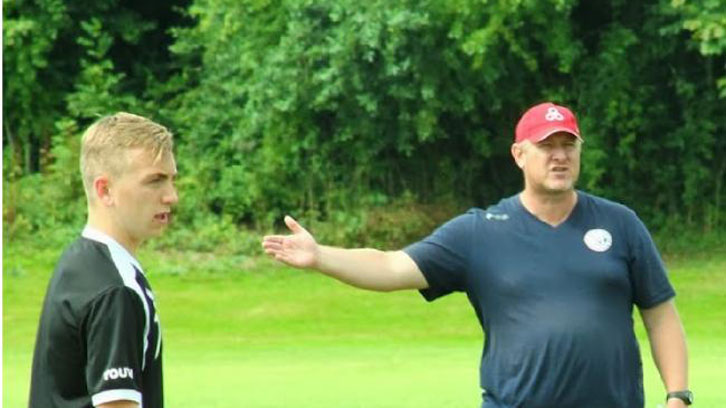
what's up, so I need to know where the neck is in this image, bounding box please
[519,188,578,227]
[87,208,139,255]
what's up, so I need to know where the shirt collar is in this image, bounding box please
[81,225,143,272]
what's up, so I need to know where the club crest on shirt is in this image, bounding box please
[583,229,612,252]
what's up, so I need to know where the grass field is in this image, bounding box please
[3,243,725,407]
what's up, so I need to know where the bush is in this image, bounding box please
[3,173,85,245]
[296,193,462,249]
[149,213,261,255]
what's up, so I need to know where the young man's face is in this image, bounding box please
[108,148,178,249]
[513,132,581,195]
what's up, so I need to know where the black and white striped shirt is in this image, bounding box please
[30,226,163,408]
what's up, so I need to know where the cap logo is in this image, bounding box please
[583,229,612,252]
[545,107,565,122]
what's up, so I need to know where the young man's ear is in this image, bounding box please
[93,176,114,206]
[511,142,526,170]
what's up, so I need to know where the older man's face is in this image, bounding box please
[513,132,581,195]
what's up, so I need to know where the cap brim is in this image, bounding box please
[535,127,583,143]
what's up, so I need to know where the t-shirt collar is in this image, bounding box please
[512,190,582,228]
[81,225,143,271]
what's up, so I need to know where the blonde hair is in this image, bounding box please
[80,112,174,200]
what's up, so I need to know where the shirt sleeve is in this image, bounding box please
[83,286,146,406]
[403,211,475,302]
[626,210,676,308]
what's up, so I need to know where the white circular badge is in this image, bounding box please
[583,229,612,252]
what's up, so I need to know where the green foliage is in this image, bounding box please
[574,1,726,232]
[2,0,188,173]
[3,0,725,248]
[2,0,68,174]
[166,0,584,225]
[66,18,140,119]
[149,213,261,254]
[303,192,462,248]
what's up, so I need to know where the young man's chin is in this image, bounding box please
[151,227,168,236]
[144,226,167,240]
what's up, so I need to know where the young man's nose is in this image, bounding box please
[163,185,179,205]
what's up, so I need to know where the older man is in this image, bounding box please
[262,102,691,407]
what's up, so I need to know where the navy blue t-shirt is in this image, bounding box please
[404,191,674,408]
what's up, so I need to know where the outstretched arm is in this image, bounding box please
[639,299,689,408]
[262,216,429,292]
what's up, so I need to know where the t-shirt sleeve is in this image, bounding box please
[626,211,675,308]
[403,211,474,302]
[83,286,145,406]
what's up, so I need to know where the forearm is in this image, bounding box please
[642,301,689,393]
[315,246,425,291]
[651,320,688,392]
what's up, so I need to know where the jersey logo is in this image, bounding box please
[584,229,612,252]
[485,212,509,221]
[103,367,134,381]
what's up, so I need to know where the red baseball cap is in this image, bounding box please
[515,102,582,143]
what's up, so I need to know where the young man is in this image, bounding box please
[262,102,692,407]
[29,113,178,408]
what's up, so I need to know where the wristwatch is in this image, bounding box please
[666,390,693,405]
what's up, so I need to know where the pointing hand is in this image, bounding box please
[261,216,319,268]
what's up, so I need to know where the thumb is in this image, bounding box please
[284,215,305,234]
